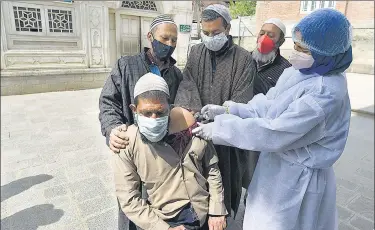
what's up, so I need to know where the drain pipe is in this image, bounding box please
[238,16,241,46]
[344,0,349,16]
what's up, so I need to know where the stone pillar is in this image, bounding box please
[85,1,110,68]
[0,2,7,70]
[163,1,193,67]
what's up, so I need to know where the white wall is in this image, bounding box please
[0,1,112,95]
[0,1,195,95]
[108,11,117,68]
[0,1,110,70]
[162,1,193,66]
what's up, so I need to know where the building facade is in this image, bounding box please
[254,1,374,74]
[0,1,193,95]
[255,1,374,32]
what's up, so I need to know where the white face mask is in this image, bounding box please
[135,114,168,142]
[289,50,315,70]
[201,32,228,52]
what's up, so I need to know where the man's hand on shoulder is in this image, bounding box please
[109,124,129,153]
[169,225,186,230]
[208,215,226,230]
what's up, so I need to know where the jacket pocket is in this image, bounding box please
[189,151,204,174]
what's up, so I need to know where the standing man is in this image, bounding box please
[175,4,257,217]
[242,18,292,200]
[252,18,291,95]
[99,15,182,230]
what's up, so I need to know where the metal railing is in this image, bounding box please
[237,16,255,47]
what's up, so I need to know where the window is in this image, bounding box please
[301,1,308,11]
[10,3,75,35]
[121,1,157,11]
[310,1,316,11]
[48,9,73,33]
[13,6,43,32]
[300,1,336,13]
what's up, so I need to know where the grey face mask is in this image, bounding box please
[201,32,228,52]
[135,114,168,142]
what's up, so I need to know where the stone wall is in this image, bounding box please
[1,69,110,96]
[1,1,193,96]
[255,1,374,32]
[1,1,112,96]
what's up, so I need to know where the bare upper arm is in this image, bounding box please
[168,107,196,134]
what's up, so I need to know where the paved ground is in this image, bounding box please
[347,73,374,115]
[1,73,374,230]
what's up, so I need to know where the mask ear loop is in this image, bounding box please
[274,40,281,50]
[149,33,156,44]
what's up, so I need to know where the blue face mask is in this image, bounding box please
[135,114,169,142]
[151,36,175,61]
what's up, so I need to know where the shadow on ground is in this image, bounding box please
[0,204,64,230]
[1,174,53,202]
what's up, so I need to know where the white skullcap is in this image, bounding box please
[205,4,232,23]
[149,14,176,31]
[134,73,170,98]
[263,18,286,35]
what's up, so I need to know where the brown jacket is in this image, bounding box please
[113,125,227,230]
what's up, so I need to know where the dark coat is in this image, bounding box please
[99,48,183,145]
[175,37,257,215]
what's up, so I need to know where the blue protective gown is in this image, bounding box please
[212,67,351,230]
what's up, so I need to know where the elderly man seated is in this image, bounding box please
[113,73,227,230]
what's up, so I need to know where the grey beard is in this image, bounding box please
[252,48,277,64]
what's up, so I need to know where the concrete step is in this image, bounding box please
[348,62,374,75]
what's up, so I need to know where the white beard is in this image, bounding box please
[252,47,277,64]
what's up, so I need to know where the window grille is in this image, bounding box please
[300,1,336,13]
[13,6,42,32]
[48,9,73,33]
[121,1,157,11]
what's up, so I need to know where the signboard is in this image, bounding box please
[179,24,191,33]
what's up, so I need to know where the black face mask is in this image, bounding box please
[151,36,175,61]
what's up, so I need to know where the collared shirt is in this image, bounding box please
[146,49,171,73]
[113,125,227,230]
[252,50,292,95]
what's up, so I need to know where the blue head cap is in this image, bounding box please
[292,8,353,75]
[292,8,352,57]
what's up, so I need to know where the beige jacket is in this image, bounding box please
[113,125,227,230]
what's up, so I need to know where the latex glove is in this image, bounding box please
[192,122,214,140]
[201,104,226,120]
[194,112,210,124]
[223,100,237,108]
